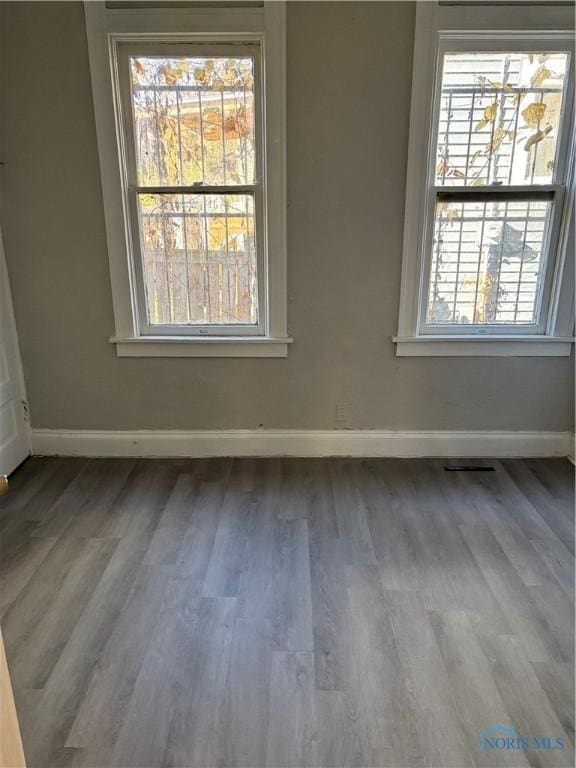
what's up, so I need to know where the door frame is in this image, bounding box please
[0,230,31,473]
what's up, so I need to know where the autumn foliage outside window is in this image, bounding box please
[129,54,259,327]
[426,51,569,327]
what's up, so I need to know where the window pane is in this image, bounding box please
[426,198,551,325]
[130,56,255,186]
[435,52,569,186]
[138,193,257,325]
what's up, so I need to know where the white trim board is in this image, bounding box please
[567,432,575,465]
[31,429,572,459]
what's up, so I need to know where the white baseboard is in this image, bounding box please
[30,429,572,459]
[567,433,575,466]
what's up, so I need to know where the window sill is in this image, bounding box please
[110,335,293,358]
[393,335,575,357]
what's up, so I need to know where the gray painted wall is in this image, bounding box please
[1,1,573,432]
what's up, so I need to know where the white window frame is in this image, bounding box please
[395,1,575,357]
[85,1,290,357]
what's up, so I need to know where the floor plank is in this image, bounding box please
[266,651,317,768]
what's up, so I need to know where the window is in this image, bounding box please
[85,2,289,356]
[396,2,575,356]
[121,46,262,332]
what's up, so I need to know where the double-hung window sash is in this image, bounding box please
[421,40,574,335]
[117,41,264,336]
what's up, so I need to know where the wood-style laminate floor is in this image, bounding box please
[0,456,573,768]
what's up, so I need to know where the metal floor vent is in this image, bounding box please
[444,465,496,472]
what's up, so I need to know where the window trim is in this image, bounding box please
[395,1,575,357]
[85,1,290,357]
